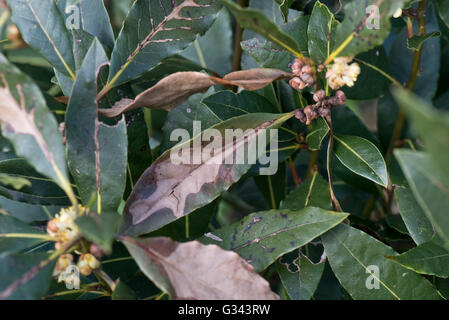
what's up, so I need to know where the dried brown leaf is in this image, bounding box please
[98,71,215,117]
[99,69,293,117]
[121,236,280,300]
[221,68,293,91]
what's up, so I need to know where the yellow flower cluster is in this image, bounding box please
[48,206,101,285]
[46,205,87,249]
[325,57,361,90]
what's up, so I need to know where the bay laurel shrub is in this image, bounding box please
[0,0,448,300]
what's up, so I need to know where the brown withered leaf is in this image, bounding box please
[221,68,293,91]
[99,69,293,117]
[121,236,280,300]
[98,72,215,117]
[120,113,293,237]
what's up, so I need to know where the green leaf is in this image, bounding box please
[0,159,69,206]
[322,223,441,300]
[389,3,440,101]
[274,0,294,23]
[112,280,139,300]
[280,171,331,211]
[108,0,220,87]
[0,252,56,300]
[220,0,302,58]
[306,117,329,151]
[66,39,127,212]
[329,0,406,61]
[180,8,233,75]
[435,0,449,29]
[395,150,449,248]
[407,31,441,51]
[8,0,76,79]
[392,87,449,182]
[0,215,47,254]
[0,195,61,223]
[200,207,348,272]
[307,1,338,64]
[76,212,120,255]
[121,112,293,236]
[276,248,325,300]
[344,47,392,100]
[0,53,74,204]
[254,162,286,209]
[387,236,449,278]
[58,0,115,52]
[0,173,30,190]
[394,187,434,245]
[333,134,388,187]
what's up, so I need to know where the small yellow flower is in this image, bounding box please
[53,254,74,278]
[326,57,361,90]
[77,253,101,276]
[47,205,87,245]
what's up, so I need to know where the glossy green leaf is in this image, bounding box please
[394,187,434,245]
[221,0,302,58]
[108,0,220,87]
[0,252,56,300]
[0,214,47,253]
[274,0,294,23]
[0,195,61,223]
[407,31,441,51]
[112,280,139,300]
[322,223,441,300]
[333,134,388,187]
[435,0,449,29]
[280,171,331,211]
[121,112,293,236]
[66,39,127,212]
[76,212,121,255]
[200,207,348,272]
[389,3,440,101]
[8,0,76,79]
[306,117,329,151]
[0,159,69,206]
[392,87,449,182]
[57,0,115,52]
[387,236,449,278]
[307,1,338,64]
[395,150,449,248]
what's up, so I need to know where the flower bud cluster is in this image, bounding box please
[294,90,346,125]
[289,58,316,90]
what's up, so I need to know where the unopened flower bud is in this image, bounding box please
[290,77,306,90]
[77,253,101,276]
[47,219,59,234]
[313,90,326,102]
[89,243,104,259]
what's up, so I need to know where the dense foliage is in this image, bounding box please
[0,0,448,300]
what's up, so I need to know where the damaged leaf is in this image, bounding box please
[99,72,216,117]
[120,112,293,236]
[200,207,348,272]
[221,68,292,91]
[121,236,280,300]
[99,69,292,117]
[107,0,220,88]
[0,54,74,204]
[66,39,127,212]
